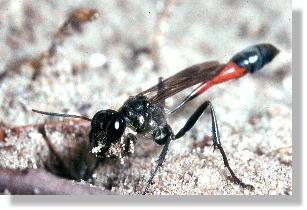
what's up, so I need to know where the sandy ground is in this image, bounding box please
[0,0,292,195]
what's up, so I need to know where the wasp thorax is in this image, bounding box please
[89,109,126,157]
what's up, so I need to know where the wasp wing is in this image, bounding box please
[138,61,224,104]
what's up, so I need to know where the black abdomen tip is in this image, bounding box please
[231,43,279,73]
[258,43,279,65]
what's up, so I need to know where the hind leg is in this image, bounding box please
[175,100,254,189]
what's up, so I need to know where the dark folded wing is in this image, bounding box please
[137,61,224,104]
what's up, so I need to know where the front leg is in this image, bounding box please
[122,133,137,156]
[117,133,137,186]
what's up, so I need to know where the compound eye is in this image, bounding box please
[107,114,126,140]
[91,110,126,141]
[90,110,126,157]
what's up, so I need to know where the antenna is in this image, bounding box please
[32,109,92,121]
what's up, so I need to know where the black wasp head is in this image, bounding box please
[89,109,126,157]
[231,43,279,73]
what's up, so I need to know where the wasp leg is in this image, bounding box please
[174,101,254,190]
[142,125,173,195]
[122,133,137,156]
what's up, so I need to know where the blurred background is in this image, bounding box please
[0,0,291,195]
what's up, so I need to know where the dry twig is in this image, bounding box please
[30,8,99,79]
[152,0,177,70]
[0,8,99,81]
[0,167,115,195]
